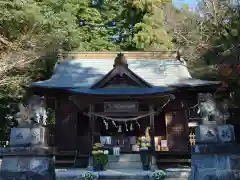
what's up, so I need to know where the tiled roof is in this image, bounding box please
[32,58,194,88]
[32,55,221,89]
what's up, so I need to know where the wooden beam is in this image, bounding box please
[69,94,174,103]
[91,66,151,88]
[149,105,155,153]
[62,51,178,60]
[93,111,149,117]
[157,159,191,163]
[89,104,95,147]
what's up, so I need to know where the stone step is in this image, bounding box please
[108,161,142,169]
[108,154,141,162]
[56,168,191,180]
[164,168,191,179]
[98,175,150,180]
[56,169,152,180]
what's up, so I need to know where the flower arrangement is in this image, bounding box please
[138,136,151,150]
[151,170,167,180]
[82,171,98,180]
[92,143,109,171]
[138,127,152,170]
[137,127,152,150]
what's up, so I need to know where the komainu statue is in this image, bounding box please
[15,103,33,127]
[28,95,47,125]
[14,95,47,127]
[197,93,229,125]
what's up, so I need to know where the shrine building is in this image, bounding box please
[31,51,220,166]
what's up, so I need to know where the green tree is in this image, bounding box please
[0,0,83,141]
[73,0,121,50]
[0,0,84,97]
[0,0,176,142]
[118,0,173,50]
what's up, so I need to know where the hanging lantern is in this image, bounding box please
[218,63,232,77]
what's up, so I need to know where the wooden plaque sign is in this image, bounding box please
[165,111,189,152]
[104,102,138,113]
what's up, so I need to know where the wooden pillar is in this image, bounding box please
[149,104,157,170]
[89,104,95,147]
[149,105,155,153]
[54,98,60,149]
[54,98,58,147]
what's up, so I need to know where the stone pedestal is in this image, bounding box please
[192,124,240,180]
[10,127,48,146]
[0,127,56,180]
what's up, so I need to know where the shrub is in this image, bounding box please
[151,170,167,180]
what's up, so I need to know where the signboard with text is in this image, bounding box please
[104,102,138,113]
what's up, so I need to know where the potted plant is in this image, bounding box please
[82,171,98,180]
[136,127,152,170]
[138,136,152,170]
[139,136,152,170]
[151,170,167,180]
[92,143,109,171]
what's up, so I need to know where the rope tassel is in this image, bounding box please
[125,122,128,131]
[130,122,133,131]
[112,120,117,127]
[136,121,140,129]
[103,119,108,130]
[118,125,122,132]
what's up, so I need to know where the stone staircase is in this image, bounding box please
[108,154,142,169]
[56,168,191,180]
[55,154,191,180]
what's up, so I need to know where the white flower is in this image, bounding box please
[104,150,109,155]
[82,171,98,180]
[151,170,166,180]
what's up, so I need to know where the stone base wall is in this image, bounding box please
[192,154,240,179]
[0,127,56,180]
[192,124,240,180]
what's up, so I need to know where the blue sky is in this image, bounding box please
[173,0,199,10]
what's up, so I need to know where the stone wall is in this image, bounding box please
[192,125,240,180]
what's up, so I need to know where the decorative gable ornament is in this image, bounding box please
[114,53,128,67]
[90,53,152,88]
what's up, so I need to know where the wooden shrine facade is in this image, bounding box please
[31,51,221,157]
